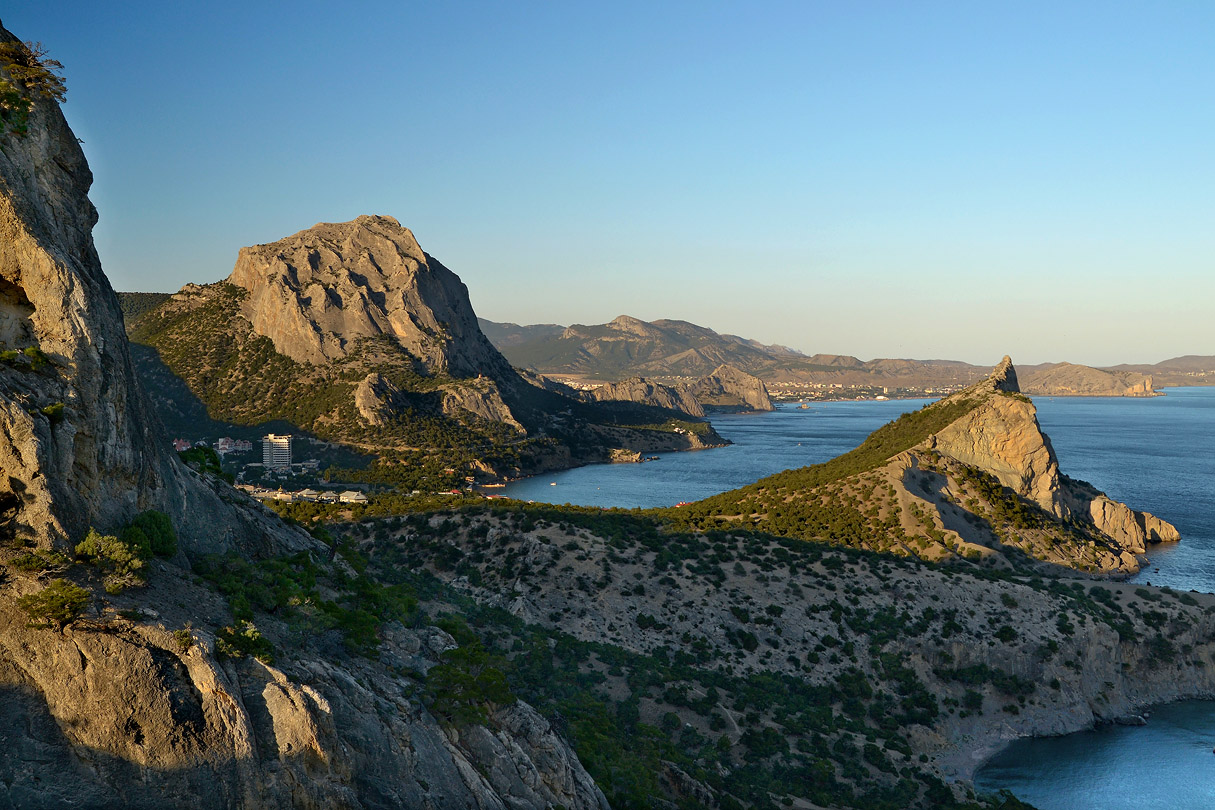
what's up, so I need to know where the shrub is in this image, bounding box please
[424,642,515,727]
[126,510,178,557]
[22,346,49,371]
[17,579,89,628]
[173,626,194,652]
[39,402,65,423]
[75,528,147,593]
[215,620,274,663]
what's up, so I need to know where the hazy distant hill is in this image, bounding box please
[480,314,991,388]
[483,316,1212,394]
[1102,355,1215,386]
[1020,363,1158,397]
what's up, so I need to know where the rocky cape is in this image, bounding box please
[1020,362,1159,397]
[680,356,1178,576]
[0,27,608,809]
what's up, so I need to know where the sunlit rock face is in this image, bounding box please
[230,215,512,379]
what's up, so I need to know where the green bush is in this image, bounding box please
[215,620,274,663]
[39,402,65,423]
[16,579,89,628]
[126,510,178,557]
[424,642,515,727]
[22,346,49,371]
[75,527,147,593]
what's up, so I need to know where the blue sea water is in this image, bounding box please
[501,388,1215,809]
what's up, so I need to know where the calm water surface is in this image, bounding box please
[503,388,1215,809]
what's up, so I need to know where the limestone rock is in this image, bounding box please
[439,376,523,432]
[684,363,774,412]
[230,215,512,380]
[353,372,402,427]
[0,28,304,556]
[925,356,1179,567]
[588,376,704,418]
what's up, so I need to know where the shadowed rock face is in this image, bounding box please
[230,215,512,379]
[588,376,705,418]
[685,363,774,412]
[0,27,301,555]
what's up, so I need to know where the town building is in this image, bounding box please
[262,433,293,469]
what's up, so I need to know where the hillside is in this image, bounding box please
[484,316,1211,396]
[670,357,1177,576]
[481,315,1000,392]
[120,219,725,486]
[351,503,1215,810]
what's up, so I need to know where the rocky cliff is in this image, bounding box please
[586,376,704,417]
[231,216,513,381]
[682,356,1176,575]
[0,25,608,809]
[683,363,774,412]
[0,28,297,556]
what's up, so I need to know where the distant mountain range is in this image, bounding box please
[480,316,1212,395]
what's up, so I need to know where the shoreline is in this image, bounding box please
[951,689,1215,786]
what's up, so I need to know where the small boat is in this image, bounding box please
[550,482,557,486]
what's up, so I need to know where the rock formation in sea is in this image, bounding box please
[1020,362,1160,397]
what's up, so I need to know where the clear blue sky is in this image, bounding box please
[4,2,1212,365]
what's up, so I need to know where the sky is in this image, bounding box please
[4,2,1212,366]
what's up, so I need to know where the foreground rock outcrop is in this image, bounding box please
[0,564,609,810]
[0,28,300,556]
[0,25,608,809]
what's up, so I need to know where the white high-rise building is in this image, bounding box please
[262,433,293,468]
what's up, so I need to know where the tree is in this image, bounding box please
[424,643,515,727]
[17,579,89,629]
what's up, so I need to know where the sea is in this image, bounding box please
[501,388,1215,809]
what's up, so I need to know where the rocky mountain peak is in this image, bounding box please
[924,356,1177,568]
[990,354,1019,392]
[228,215,510,378]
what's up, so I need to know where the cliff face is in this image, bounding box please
[0,26,610,809]
[230,216,512,380]
[587,376,705,417]
[0,30,295,555]
[0,564,609,810]
[684,363,774,412]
